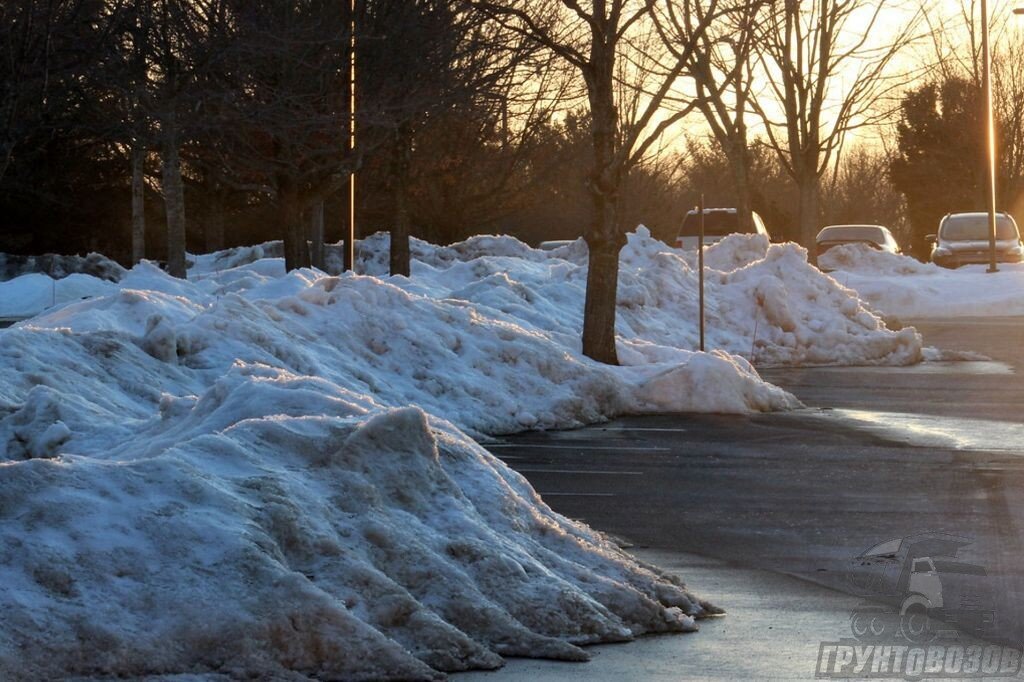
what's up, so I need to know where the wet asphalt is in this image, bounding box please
[473,318,1024,676]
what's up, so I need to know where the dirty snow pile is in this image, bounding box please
[0,312,722,678]
[353,229,920,368]
[0,393,715,680]
[820,243,1024,318]
[1,232,791,680]
[0,227,922,678]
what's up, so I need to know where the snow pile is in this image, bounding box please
[0,227,930,678]
[363,230,920,368]
[819,243,1024,318]
[819,244,937,276]
[0,234,781,679]
[0,389,712,679]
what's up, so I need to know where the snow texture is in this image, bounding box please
[820,243,1024,318]
[0,228,923,679]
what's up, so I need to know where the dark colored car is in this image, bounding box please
[815,224,900,258]
[929,212,1023,268]
[675,208,770,249]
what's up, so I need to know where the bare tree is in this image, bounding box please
[471,0,723,364]
[674,0,766,230]
[748,0,921,261]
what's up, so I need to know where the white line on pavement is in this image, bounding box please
[538,492,616,497]
[515,468,643,475]
[486,444,669,451]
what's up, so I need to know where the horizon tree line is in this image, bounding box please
[1,0,1023,364]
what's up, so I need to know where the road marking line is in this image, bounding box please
[598,427,690,432]
[514,468,643,475]
[539,492,616,497]
[486,444,669,451]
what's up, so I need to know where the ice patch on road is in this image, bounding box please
[825,408,1024,453]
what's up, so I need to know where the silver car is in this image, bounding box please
[929,212,1022,268]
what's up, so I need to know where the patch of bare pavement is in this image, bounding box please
[463,318,1024,680]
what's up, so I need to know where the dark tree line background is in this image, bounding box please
[2,0,1023,274]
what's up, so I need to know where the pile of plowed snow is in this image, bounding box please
[0,228,923,678]
[819,243,1024,318]
[0,396,712,679]
[356,229,921,368]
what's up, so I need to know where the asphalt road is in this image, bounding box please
[484,318,1024,651]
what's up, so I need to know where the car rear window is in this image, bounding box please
[940,215,1019,241]
[678,212,750,237]
[818,226,885,243]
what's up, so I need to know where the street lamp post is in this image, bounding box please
[982,0,998,273]
[344,0,356,273]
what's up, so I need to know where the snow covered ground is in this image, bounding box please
[821,244,1024,318]
[0,230,922,679]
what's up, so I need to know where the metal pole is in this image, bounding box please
[698,195,705,353]
[982,0,998,273]
[344,0,357,272]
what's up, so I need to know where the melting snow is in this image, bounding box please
[0,228,922,678]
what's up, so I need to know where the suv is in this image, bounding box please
[675,208,770,249]
[929,212,1023,268]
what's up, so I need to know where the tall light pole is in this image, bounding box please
[344,0,357,273]
[982,0,998,273]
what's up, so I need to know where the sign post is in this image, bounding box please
[698,195,706,352]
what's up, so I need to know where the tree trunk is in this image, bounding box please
[162,122,187,279]
[582,221,623,365]
[798,174,820,266]
[131,139,146,264]
[581,36,623,365]
[582,158,623,364]
[389,125,412,277]
[309,199,325,270]
[728,142,754,234]
[279,178,309,272]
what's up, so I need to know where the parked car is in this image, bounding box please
[675,208,770,249]
[815,224,901,258]
[929,212,1023,268]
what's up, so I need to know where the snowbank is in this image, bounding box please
[819,243,1024,318]
[353,230,919,369]
[0,228,925,678]
[0,390,714,679]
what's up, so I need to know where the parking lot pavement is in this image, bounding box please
[462,317,1024,679]
[457,549,860,681]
